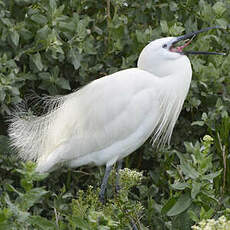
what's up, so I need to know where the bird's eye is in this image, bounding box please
[162,44,167,48]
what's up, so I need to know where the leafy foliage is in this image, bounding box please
[1,0,230,229]
[0,163,145,229]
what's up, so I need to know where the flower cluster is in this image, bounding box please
[119,168,143,183]
[192,216,230,230]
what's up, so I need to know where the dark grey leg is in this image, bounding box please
[99,165,113,204]
[115,160,123,193]
[131,220,138,230]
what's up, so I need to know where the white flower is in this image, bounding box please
[192,215,230,230]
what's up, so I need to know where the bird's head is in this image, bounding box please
[138,26,225,77]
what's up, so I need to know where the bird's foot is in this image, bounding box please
[131,220,138,230]
[99,192,105,204]
[115,184,121,193]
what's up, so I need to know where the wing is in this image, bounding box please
[45,68,160,160]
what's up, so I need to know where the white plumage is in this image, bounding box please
[8,36,192,173]
[9,25,224,204]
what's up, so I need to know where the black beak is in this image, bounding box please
[172,26,226,55]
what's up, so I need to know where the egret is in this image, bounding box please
[8,26,224,203]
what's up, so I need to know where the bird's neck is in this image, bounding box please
[159,57,192,99]
[138,55,191,78]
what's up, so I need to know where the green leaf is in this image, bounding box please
[31,53,43,71]
[0,135,10,154]
[213,2,226,16]
[58,21,75,32]
[39,72,51,80]
[18,187,48,211]
[56,77,71,90]
[216,18,229,27]
[0,222,14,229]
[169,2,178,11]
[0,90,6,102]
[169,23,184,36]
[171,210,194,230]
[29,216,56,229]
[191,121,204,126]
[9,86,20,95]
[171,182,188,190]
[4,193,30,222]
[191,181,201,199]
[200,207,214,220]
[10,30,19,46]
[161,197,176,215]
[136,30,148,44]
[49,0,57,11]
[19,28,33,40]
[176,152,199,179]
[6,184,23,196]
[37,25,51,39]
[188,210,199,223]
[69,216,91,230]
[167,192,192,216]
[200,192,219,204]
[202,170,222,182]
[180,163,199,179]
[1,18,12,27]
[160,20,168,33]
[68,48,81,70]
[30,14,48,25]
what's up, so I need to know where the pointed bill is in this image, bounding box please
[170,26,226,55]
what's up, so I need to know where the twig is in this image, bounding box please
[217,132,226,195]
[72,169,91,175]
[222,145,226,194]
[107,0,111,21]
[54,207,60,230]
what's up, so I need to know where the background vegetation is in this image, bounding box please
[0,0,230,229]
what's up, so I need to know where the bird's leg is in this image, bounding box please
[115,160,123,193]
[131,220,138,230]
[99,165,113,204]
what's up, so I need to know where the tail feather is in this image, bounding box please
[8,95,66,162]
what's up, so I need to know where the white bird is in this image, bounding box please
[8,26,224,202]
